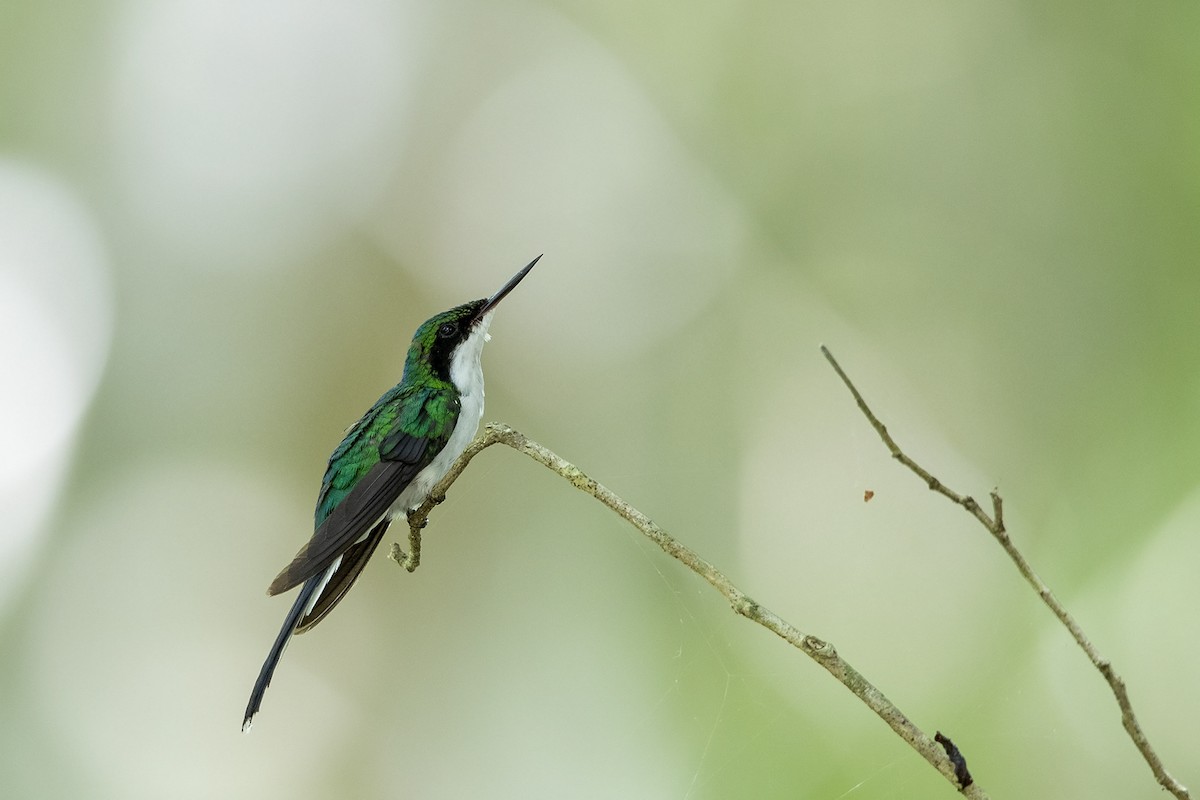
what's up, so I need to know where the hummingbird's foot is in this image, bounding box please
[406,508,428,529]
[430,493,446,505]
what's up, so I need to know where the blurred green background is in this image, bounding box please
[1,1,1197,797]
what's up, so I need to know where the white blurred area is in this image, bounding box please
[1,1,1197,799]
[0,161,113,612]
[107,0,426,275]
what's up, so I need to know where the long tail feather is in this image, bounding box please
[242,572,325,732]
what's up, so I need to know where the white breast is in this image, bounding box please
[391,311,494,512]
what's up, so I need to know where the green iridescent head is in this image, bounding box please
[402,255,540,383]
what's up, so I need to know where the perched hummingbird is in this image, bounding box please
[243,256,540,731]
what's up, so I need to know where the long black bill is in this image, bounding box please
[476,254,541,320]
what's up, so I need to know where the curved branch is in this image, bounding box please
[820,344,1190,800]
[390,422,987,798]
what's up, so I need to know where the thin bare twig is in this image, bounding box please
[389,422,988,798]
[820,344,1190,800]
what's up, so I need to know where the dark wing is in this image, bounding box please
[267,459,417,595]
[379,424,433,462]
[267,381,460,594]
[267,404,458,598]
[294,518,390,633]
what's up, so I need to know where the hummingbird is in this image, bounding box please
[242,256,540,731]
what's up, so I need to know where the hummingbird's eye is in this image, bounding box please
[437,322,458,339]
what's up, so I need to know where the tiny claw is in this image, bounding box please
[431,494,446,505]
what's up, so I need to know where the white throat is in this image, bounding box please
[448,310,493,400]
